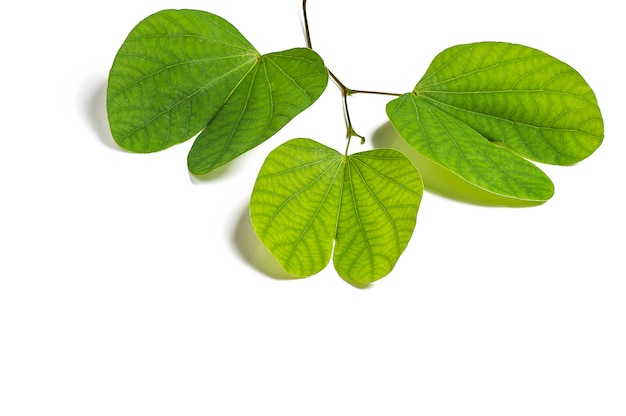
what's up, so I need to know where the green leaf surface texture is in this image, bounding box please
[387,94,555,201]
[333,150,424,282]
[250,139,423,284]
[107,9,328,173]
[107,9,258,152]
[387,42,604,201]
[188,48,329,174]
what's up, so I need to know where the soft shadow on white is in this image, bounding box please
[83,77,123,152]
[371,122,544,208]
[81,76,247,183]
[189,154,248,184]
[231,203,373,289]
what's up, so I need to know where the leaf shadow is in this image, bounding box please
[83,76,243,184]
[232,202,378,287]
[231,203,303,281]
[189,160,242,183]
[83,77,124,152]
[371,122,545,208]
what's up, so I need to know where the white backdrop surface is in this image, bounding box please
[1,1,624,415]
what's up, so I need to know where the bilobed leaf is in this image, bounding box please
[250,139,423,284]
[106,9,328,173]
[387,42,604,201]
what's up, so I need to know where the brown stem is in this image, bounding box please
[303,0,312,49]
[302,0,401,154]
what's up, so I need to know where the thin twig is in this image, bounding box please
[303,0,312,49]
[350,89,402,97]
[302,0,400,154]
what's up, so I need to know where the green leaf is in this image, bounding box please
[250,139,343,278]
[387,42,604,201]
[187,48,329,174]
[333,150,424,282]
[250,139,423,284]
[106,9,328,173]
[387,94,555,201]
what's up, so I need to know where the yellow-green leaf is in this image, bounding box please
[250,139,423,284]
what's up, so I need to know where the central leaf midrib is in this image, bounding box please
[107,54,256,103]
[418,94,593,133]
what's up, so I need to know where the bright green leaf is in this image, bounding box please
[333,150,424,283]
[387,41,604,201]
[250,139,343,277]
[387,94,555,201]
[107,9,257,153]
[187,48,329,174]
[250,139,423,284]
[106,9,328,173]
[416,42,603,164]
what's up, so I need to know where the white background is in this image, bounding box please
[1,0,624,414]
